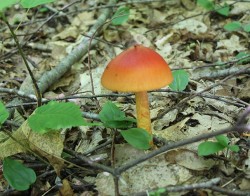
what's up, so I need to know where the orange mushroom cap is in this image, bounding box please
[101,45,173,92]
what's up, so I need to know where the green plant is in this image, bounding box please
[197,0,230,16]
[28,101,89,133]
[224,21,250,33]
[149,188,166,196]
[111,6,130,26]
[3,158,37,191]
[198,135,239,156]
[169,70,189,91]
[1,102,37,190]
[27,100,152,149]
[0,99,152,190]
[235,52,250,64]
[100,101,152,150]
[0,0,55,11]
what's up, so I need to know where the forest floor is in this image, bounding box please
[0,0,250,195]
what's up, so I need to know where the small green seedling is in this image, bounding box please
[111,6,130,26]
[224,21,250,33]
[3,157,37,191]
[235,52,250,64]
[198,135,239,156]
[169,70,189,91]
[100,102,151,150]
[197,0,230,16]
[149,188,166,196]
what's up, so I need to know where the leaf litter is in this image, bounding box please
[0,0,249,195]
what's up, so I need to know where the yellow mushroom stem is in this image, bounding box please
[135,91,152,136]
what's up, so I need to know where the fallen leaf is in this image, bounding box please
[95,144,192,195]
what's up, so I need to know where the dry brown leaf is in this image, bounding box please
[0,121,64,175]
[173,19,208,34]
[216,35,246,54]
[166,149,216,171]
[57,179,74,196]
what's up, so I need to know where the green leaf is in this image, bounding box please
[224,21,242,31]
[28,101,86,133]
[198,141,225,156]
[149,188,166,196]
[215,4,230,16]
[20,0,55,8]
[3,158,36,191]
[235,52,250,64]
[169,70,189,91]
[215,135,229,147]
[99,102,136,129]
[243,23,250,32]
[0,0,19,11]
[120,128,152,150]
[197,0,214,10]
[111,6,130,25]
[0,101,9,125]
[228,145,240,152]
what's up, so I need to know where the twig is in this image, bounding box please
[63,147,117,176]
[192,64,250,80]
[82,138,112,156]
[2,15,42,106]
[115,125,250,174]
[0,87,47,102]
[211,186,250,196]
[133,177,221,196]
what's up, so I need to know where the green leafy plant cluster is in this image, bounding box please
[224,22,250,33]
[198,135,239,156]
[197,0,230,16]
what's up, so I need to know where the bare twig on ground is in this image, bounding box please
[0,87,47,102]
[133,177,250,196]
[3,16,42,106]
[133,177,221,196]
[115,124,250,174]
[192,64,250,80]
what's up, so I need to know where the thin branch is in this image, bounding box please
[3,15,42,106]
[63,147,116,176]
[133,177,221,196]
[0,87,47,102]
[115,125,249,174]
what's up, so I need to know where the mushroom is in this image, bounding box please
[101,45,173,144]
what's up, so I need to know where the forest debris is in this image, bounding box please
[155,113,231,151]
[0,121,64,175]
[165,149,216,170]
[216,35,246,54]
[173,19,208,34]
[95,144,192,195]
[52,26,79,41]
